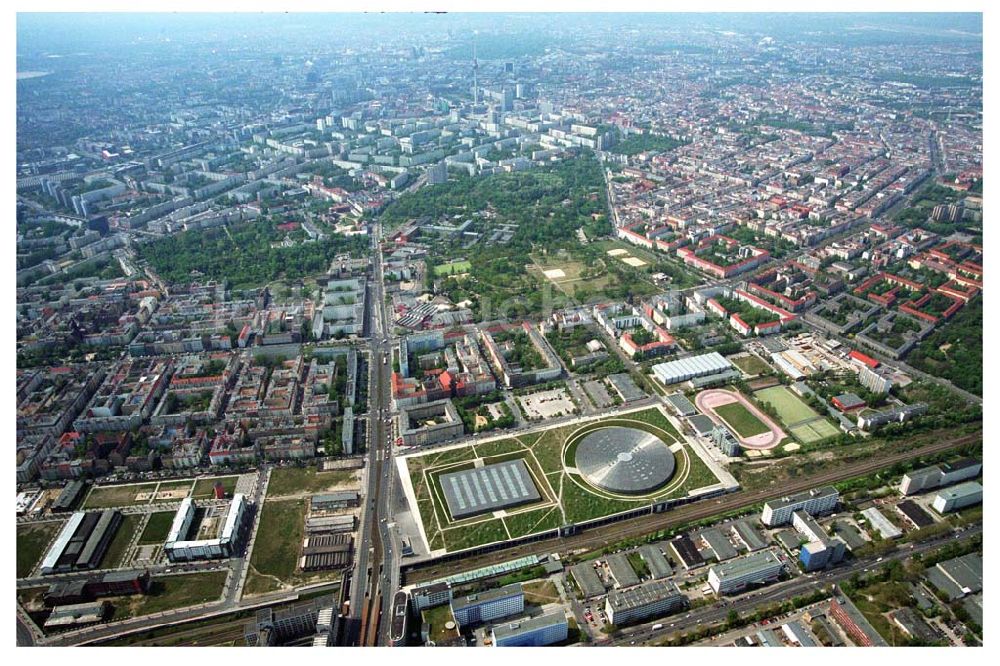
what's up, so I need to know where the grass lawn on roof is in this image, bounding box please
[402,406,726,554]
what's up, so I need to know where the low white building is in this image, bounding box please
[932,482,983,514]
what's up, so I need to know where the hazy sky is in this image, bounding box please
[17,12,983,54]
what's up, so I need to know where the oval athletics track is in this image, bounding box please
[694,388,784,450]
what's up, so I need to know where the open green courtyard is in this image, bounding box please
[401,407,725,554]
[137,512,176,545]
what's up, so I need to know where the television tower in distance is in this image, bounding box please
[472,30,479,105]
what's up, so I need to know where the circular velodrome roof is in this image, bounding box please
[574,426,675,495]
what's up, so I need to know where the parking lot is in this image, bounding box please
[518,388,577,420]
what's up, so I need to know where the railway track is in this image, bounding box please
[366,594,382,647]
[402,432,980,584]
[101,614,250,647]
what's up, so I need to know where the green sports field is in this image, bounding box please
[755,386,817,423]
[755,385,839,444]
[713,401,770,438]
[790,420,841,443]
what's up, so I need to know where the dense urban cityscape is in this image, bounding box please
[13,12,983,649]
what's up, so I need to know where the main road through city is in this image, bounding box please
[347,222,399,645]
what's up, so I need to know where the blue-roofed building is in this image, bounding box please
[800,539,846,571]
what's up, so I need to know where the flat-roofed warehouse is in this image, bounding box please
[76,509,123,570]
[40,510,122,575]
[708,549,785,595]
[775,529,802,552]
[861,507,902,540]
[301,533,353,556]
[652,352,732,386]
[925,553,982,601]
[52,480,87,512]
[688,414,716,436]
[638,544,673,579]
[300,551,352,571]
[699,527,738,561]
[604,579,686,626]
[832,521,866,550]
[668,534,705,570]
[896,500,934,529]
[664,393,697,417]
[570,562,606,598]
[606,553,640,588]
[607,373,645,402]
[732,520,767,552]
[439,459,540,520]
[305,514,356,534]
[44,570,150,606]
[932,481,982,514]
[57,512,100,571]
[43,600,109,629]
[310,491,360,512]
